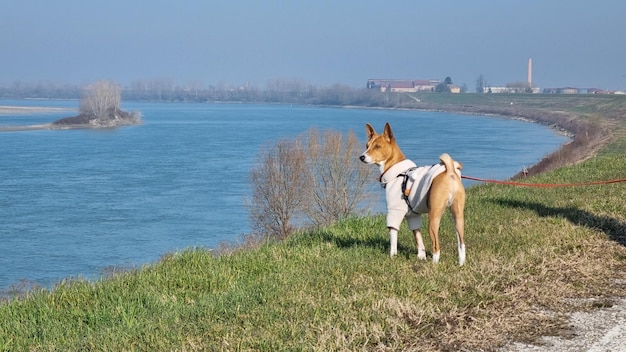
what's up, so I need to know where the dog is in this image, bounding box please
[359,122,466,265]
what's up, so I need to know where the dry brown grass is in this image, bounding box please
[461,237,626,350]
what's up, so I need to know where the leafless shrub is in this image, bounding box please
[79,80,122,118]
[305,129,375,226]
[247,128,375,239]
[248,138,311,239]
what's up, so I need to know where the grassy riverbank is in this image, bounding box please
[1,94,625,351]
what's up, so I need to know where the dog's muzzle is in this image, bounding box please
[359,154,372,163]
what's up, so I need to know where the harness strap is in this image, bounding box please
[399,167,420,214]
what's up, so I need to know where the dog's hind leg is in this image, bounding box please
[427,212,443,263]
[451,197,466,266]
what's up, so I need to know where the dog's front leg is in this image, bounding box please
[413,230,427,260]
[389,228,398,256]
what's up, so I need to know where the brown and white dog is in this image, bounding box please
[359,122,466,265]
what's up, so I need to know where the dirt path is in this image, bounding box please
[502,298,626,352]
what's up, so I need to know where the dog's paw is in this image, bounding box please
[417,250,426,260]
[458,245,466,266]
[432,252,440,264]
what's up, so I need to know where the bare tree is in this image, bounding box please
[305,129,375,226]
[247,128,376,238]
[79,80,122,118]
[248,138,311,239]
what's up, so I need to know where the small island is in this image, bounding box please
[51,108,141,129]
[52,80,142,129]
[0,80,141,132]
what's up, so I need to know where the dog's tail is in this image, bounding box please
[439,153,462,179]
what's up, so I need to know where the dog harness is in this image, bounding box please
[399,167,421,214]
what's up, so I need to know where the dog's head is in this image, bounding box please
[359,122,397,166]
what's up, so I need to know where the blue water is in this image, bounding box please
[0,100,569,291]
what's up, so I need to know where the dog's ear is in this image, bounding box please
[365,123,377,140]
[383,122,394,142]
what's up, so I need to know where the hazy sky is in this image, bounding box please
[2,0,625,90]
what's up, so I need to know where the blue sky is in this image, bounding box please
[2,0,625,90]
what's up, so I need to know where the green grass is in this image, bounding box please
[2,95,626,351]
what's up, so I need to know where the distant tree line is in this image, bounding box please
[0,81,82,100]
[0,79,425,108]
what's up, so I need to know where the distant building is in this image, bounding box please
[482,86,541,94]
[367,79,440,93]
[541,87,623,94]
[587,88,625,94]
[559,87,579,94]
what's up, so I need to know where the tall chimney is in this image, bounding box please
[527,58,533,88]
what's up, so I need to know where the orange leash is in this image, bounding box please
[461,175,626,188]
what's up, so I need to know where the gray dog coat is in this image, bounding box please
[379,159,458,231]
